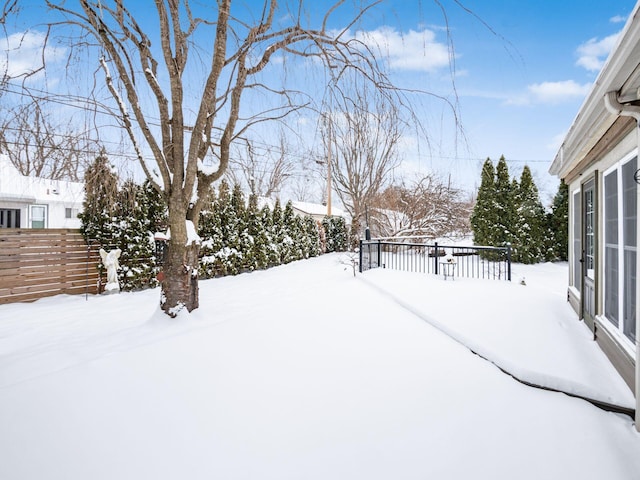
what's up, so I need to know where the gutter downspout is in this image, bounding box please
[604,90,640,432]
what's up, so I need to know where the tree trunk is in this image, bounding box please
[160,197,200,317]
[161,240,200,316]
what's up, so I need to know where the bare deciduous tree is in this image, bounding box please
[0,100,96,180]
[44,0,398,316]
[371,174,472,238]
[325,75,403,241]
[226,133,295,199]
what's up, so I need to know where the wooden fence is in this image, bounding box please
[0,229,102,305]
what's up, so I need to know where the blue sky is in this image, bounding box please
[1,1,637,202]
[352,0,637,200]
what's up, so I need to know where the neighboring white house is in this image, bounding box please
[0,155,85,229]
[549,3,640,430]
[290,201,349,223]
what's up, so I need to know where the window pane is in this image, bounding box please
[624,250,636,342]
[604,171,618,325]
[0,209,20,228]
[573,191,581,292]
[623,158,637,246]
[585,187,595,277]
[604,171,618,244]
[623,157,637,342]
[605,246,619,325]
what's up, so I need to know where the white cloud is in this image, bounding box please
[527,80,591,104]
[610,15,627,24]
[0,30,66,79]
[502,80,591,106]
[575,32,620,71]
[355,26,451,72]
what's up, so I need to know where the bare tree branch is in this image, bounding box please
[226,132,296,199]
[0,98,99,181]
[325,73,403,238]
[371,174,472,238]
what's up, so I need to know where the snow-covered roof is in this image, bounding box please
[0,154,85,206]
[254,197,349,221]
[291,201,348,220]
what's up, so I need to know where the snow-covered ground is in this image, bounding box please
[1,254,639,479]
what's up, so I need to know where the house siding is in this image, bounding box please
[564,129,638,393]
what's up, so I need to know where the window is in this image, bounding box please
[30,205,47,229]
[602,155,637,343]
[0,208,20,228]
[65,208,72,219]
[604,170,618,326]
[572,190,581,293]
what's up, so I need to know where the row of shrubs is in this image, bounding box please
[198,181,348,277]
[79,155,348,291]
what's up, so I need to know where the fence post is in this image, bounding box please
[359,239,364,273]
[434,242,439,275]
[377,240,381,268]
[85,242,91,301]
[506,243,512,281]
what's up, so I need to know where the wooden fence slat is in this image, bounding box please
[0,228,104,304]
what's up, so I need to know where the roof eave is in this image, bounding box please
[550,3,640,179]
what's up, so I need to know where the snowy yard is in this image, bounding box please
[1,253,639,479]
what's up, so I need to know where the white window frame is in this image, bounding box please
[29,204,48,229]
[601,152,637,349]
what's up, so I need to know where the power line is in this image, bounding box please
[0,81,553,168]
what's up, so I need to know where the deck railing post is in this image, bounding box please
[377,240,382,268]
[506,243,512,281]
[359,239,364,273]
[434,242,439,275]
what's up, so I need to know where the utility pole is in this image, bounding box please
[326,114,332,217]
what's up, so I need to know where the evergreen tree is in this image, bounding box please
[322,216,335,252]
[281,201,298,263]
[217,181,243,275]
[494,155,515,246]
[79,152,120,246]
[323,216,348,252]
[260,203,277,267]
[209,180,235,276]
[113,180,158,290]
[332,216,348,251]
[292,215,306,261]
[303,216,321,258]
[198,187,222,278]
[512,165,546,264]
[142,180,167,235]
[246,192,269,270]
[141,180,168,281]
[230,183,250,271]
[547,180,569,261]
[269,199,284,265]
[470,158,497,246]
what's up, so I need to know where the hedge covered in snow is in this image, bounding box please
[79,156,347,291]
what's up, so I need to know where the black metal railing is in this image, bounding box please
[359,239,511,281]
